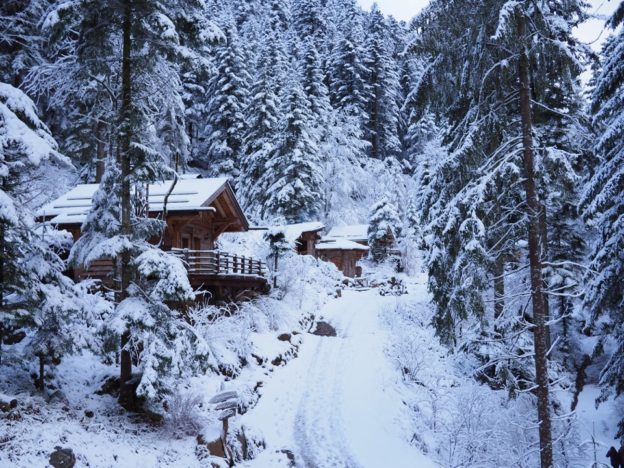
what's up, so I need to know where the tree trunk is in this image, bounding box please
[118,0,134,409]
[95,120,106,183]
[539,205,551,349]
[517,11,553,468]
[273,254,278,288]
[494,255,505,334]
[38,354,45,391]
[0,222,4,366]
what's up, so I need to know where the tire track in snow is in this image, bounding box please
[293,308,361,468]
[242,289,434,468]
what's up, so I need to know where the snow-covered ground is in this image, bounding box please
[2,260,621,467]
[242,287,434,468]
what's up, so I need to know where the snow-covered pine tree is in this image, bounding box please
[0,82,88,382]
[0,0,47,87]
[367,198,401,263]
[328,16,370,120]
[364,5,401,160]
[197,20,250,178]
[39,0,215,408]
[582,0,624,441]
[292,0,327,51]
[302,38,331,125]
[27,0,120,181]
[321,109,369,226]
[260,75,324,223]
[237,34,282,218]
[414,1,590,464]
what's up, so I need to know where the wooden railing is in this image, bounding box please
[171,248,266,277]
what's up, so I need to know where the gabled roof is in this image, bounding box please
[38,177,245,227]
[327,224,369,242]
[316,238,369,251]
[277,221,325,242]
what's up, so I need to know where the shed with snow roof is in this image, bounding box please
[266,221,325,257]
[316,238,369,278]
[326,224,369,246]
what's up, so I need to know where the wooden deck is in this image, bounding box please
[74,249,269,301]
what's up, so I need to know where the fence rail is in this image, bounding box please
[171,248,266,277]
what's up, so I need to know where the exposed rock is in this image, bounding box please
[271,356,283,366]
[251,354,264,365]
[277,333,291,342]
[49,447,76,468]
[84,409,94,418]
[95,376,119,396]
[47,390,69,406]
[129,410,164,426]
[311,321,337,337]
[3,329,26,345]
[279,449,297,467]
[0,399,17,412]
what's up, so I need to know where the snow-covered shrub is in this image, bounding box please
[277,253,341,309]
[189,304,253,378]
[383,294,583,467]
[164,391,207,438]
[110,295,210,403]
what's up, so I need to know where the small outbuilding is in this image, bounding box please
[276,221,325,256]
[326,224,369,246]
[316,239,369,278]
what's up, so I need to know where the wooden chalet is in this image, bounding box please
[316,239,369,278]
[38,176,268,300]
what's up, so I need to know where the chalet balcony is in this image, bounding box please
[74,249,269,301]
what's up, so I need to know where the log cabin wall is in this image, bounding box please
[162,211,216,251]
[297,231,322,256]
[317,249,367,278]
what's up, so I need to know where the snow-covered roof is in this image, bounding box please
[327,224,368,242]
[39,177,229,225]
[269,221,325,244]
[316,238,369,251]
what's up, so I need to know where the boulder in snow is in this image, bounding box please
[49,447,76,468]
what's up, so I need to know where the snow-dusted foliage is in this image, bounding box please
[0,83,109,384]
[260,77,325,223]
[582,1,624,440]
[367,198,400,263]
[383,292,584,467]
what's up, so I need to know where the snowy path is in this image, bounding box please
[243,289,433,468]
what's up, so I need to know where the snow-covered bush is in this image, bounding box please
[383,295,583,467]
[277,253,341,308]
[110,294,210,403]
[164,391,207,438]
